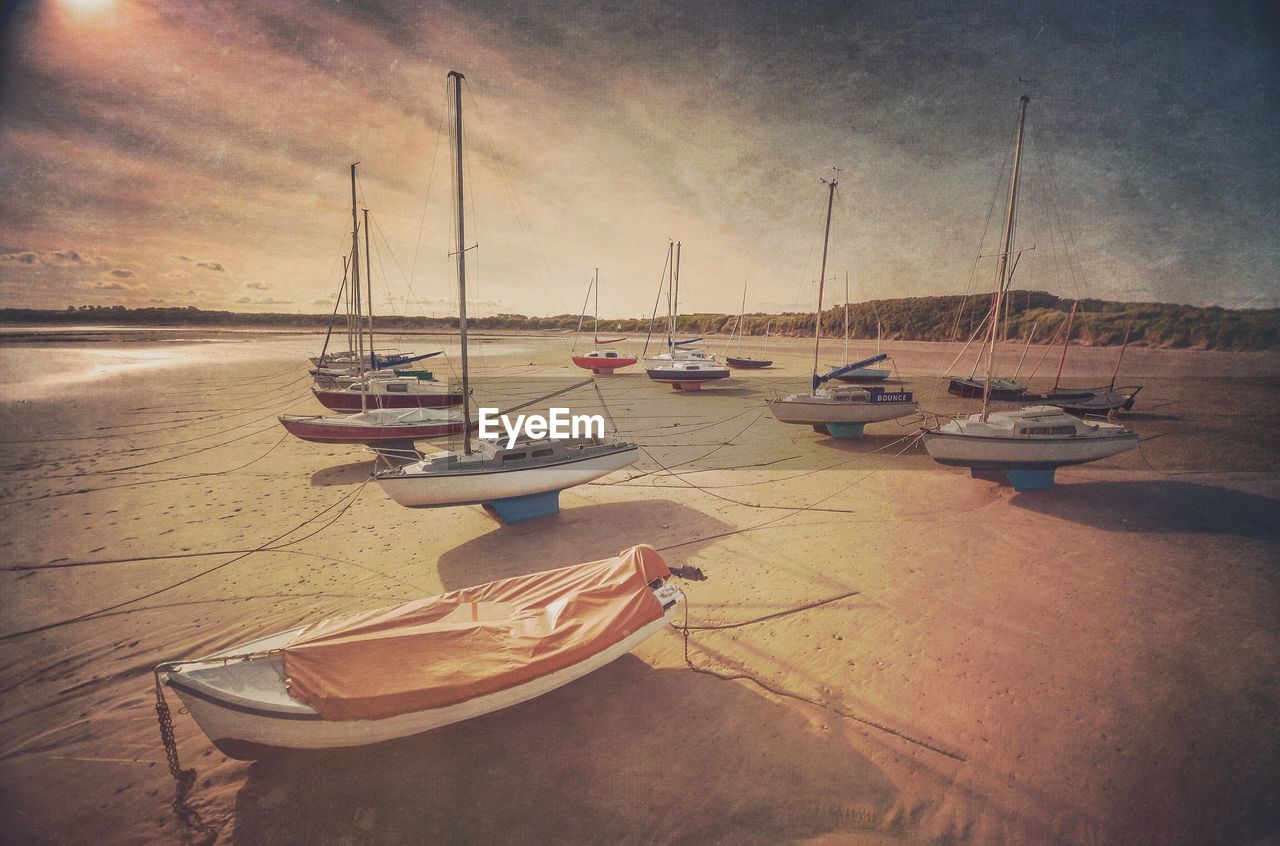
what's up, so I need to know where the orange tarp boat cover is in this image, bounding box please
[282,545,671,721]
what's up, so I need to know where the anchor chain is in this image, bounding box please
[153,670,218,841]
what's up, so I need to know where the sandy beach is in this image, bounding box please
[0,327,1276,845]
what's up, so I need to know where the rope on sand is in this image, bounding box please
[674,598,966,763]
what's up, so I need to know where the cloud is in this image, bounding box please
[310,297,332,305]
[236,296,293,305]
[79,279,135,291]
[106,268,137,278]
[176,255,191,262]
[43,249,89,267]
[245,281,272,290]
[196,260,225,271]
[1,251,38,264]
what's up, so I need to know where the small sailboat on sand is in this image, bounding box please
[373,71,636,523]
[570,268,637,374]
[830,273,890,382]
[922,96,1138,490]
[644,241,731,390]
[1023,306,1141,416]
[770,170,918,437]
[723,284,773,369]
[281,166,466,446]
[157,545,684,759]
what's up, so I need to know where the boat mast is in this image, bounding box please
[1051,301,1077,392]
[593,267,599,343]
[350,163,366,413]
[448,70,473,455]
[812,170,838,388]
[672,241,681,351]
[763,320,771,358]
[319,256,348,366]
[843,270,850,363]
[1109,322,1132,389]
[981,95,1029,421]
[1010,321,1038,381]
[363,207,375,374]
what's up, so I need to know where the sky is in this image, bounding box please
[0,0,1277,318]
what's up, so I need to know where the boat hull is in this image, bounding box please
[832,369,889,382]
[770,394,917,426]
[167,596,680,758]
[1025,386,1141,416]
[278,414,467,445]
[725,357,772,369]
[313,388,463,412]
[645,367,730,383]
[921,429,1139,470]
[571,355,637,373]
[375,446,638,508]
[947,377,1026,401]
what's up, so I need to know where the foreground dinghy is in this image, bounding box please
[158,545,684,759]
[921,405,1137,490]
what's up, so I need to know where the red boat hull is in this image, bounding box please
[313,389,463,412]
[571,356,637,373]
[279,416,468,444]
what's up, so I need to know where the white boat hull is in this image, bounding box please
[375,446,637,508]
[169,593,681,757]
[769,395,918,426]
[922,429,1138,469]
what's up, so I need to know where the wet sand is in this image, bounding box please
[0,328,1276,845]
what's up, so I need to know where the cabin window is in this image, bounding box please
[500,452,527,462]
[1023,425,1075,435]
[385,383,408,393]
[605,352,617,358]
[532,448,554,458]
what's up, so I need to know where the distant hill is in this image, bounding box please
[2,291,1277,350]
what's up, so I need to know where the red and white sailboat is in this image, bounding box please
[570,268,637,374]
[281,165,463,445]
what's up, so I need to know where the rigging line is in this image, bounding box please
[627,431,920,490]
[409,87,451,288]
[0,431,292,506]
[654,433,923,547]
[0,482,370,642]
[675,596,965,761]
[6,388,314,474]
[0,377,314,449]
[681,589,862,631]
[460,77,565,314]
[2,547,368,573]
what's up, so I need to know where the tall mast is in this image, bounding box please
[593,267,599,342]
[981,95,1029,421]
[350,163,366,412]
[363,207,375,373]
[1109,323,1132,389]
[1051,301,1077,392]
[843,270,850,363]
[448,70,473,455]
[672,241,682,348]
[812,170,838,387]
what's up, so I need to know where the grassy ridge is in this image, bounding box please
[5,291,1277,350]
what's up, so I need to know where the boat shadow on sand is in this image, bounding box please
[434,498,732,590]
[229,658,898,845]
[308,459,376,487]
[1011,480,1280,541]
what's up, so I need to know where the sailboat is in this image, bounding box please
[1023,306,1141,415]
[922,96,1138,490]
[644,241,731,389]
[770,170,918,437]
[281,167,467,447]
[570,268,637,374]
[724,284,773,369]
[830,273,890,382]
[157,545,684,758]
[373,71,637,523]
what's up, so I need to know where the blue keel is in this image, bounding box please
[825,422,866,438]
[482,489,562,524]
[1005,469,1056,491]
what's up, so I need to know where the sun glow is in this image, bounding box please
[60,0,116,16]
